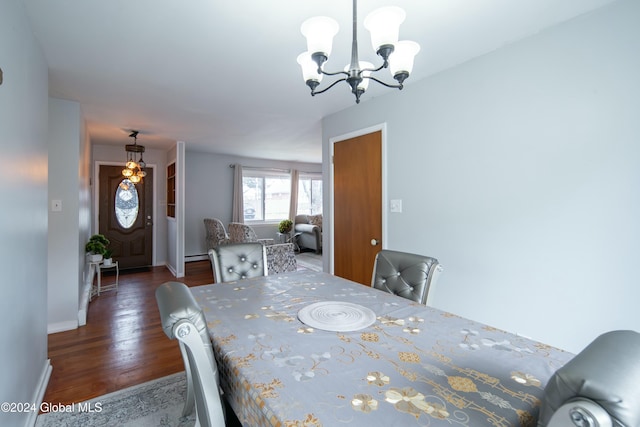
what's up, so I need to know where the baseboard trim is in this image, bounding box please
[186,254,208,262]
[25,359,52,427]
[166,262,178,277]
[47,320,78,334]
[77,263,97,328]
[78,280,93,327]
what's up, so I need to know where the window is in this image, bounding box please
[115,179,139,229]
[297,174,322,215]
[242,169,291,222]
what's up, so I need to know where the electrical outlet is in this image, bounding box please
[51,199,62,212]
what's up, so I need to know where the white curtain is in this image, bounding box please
[231,163,244,223]
[289,169,299,222]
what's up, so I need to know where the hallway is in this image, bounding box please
[44,261,213,405]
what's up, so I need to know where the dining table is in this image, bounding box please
[190,270,573,427]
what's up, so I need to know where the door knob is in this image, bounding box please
[370,239,380,246]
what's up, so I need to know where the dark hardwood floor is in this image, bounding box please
[43,260,214,405]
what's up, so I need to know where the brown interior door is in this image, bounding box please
[333,131,382,285]
[99,165,153,269]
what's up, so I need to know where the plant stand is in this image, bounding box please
[276,231,301,252]
[276,231,291,244]
[89,260,119,301]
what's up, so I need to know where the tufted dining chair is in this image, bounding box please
[371,250,443,305]
[228,222,274,246]
[540,330,640,427]
[208,242,268,283]
[203,218,230,250]
[155,281,226,427]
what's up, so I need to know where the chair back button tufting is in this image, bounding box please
[371,249,441,305]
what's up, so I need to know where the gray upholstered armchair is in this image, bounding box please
[203,218,230,250]
[228,222,275,246]
[265,243,297,275]
[294,214,322,253]
[538,330,640,427]
[371,249,443,306]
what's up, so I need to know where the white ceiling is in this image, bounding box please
[23,0,615,163]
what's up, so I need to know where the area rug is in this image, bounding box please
[295,252,322,272]
[36,372,195,427]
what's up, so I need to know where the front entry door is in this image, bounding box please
[99,165,153,269]
[333,130,382,285]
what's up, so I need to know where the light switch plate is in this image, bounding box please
[390,199,402,213]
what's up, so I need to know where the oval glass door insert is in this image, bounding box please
[115,179,139,229]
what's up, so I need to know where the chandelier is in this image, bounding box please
[121,130,146,184]
[297,0,420,104]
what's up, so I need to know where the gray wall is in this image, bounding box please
[185,151,321,257]
[0,1,50,425]
[322,0,640,354]
[47,98,92,333]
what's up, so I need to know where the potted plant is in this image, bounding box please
[278,219,293,234]
[85,234,110,262]
[103,249,114,266]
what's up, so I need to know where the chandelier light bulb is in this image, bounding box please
[297,52,323,83]
[122,168,133,177]
[300,16,339,59]
[364,6,405,56]
[137,170,147,178]
[389,40,420,82]
[129,174,141,184]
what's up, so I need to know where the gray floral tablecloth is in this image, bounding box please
[191,271,572,427]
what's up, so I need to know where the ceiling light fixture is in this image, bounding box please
[122,130,146,184]
[297,0,420,104]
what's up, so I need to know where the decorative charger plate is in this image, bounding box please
[297,301,376,332]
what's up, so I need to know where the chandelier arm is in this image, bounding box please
[364,75,403,90]
[359,63,386,75]
[320,69,350,78]
[312,77,348,95]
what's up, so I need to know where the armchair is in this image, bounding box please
[265,243,297,275]
[228,222,274,246]
[203,218,230,250]
[294,214,322,253]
